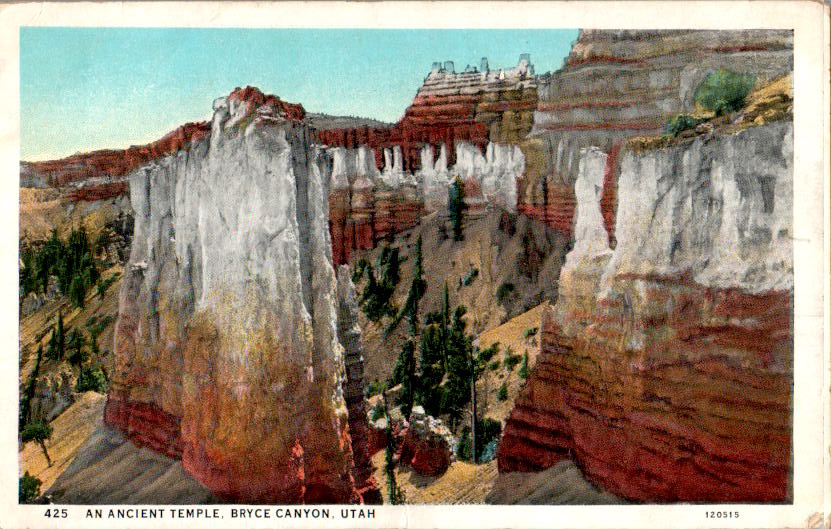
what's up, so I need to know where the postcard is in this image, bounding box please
[1,1,828,528]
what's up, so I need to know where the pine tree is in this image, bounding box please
[385,235,425,337]
[55,313,65,359]
[448,177,466,241]
[22,422,53,467]
[392,340,417,419]
[67,328,87,367]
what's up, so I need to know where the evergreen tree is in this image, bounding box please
[55,313,65,359]
[497,382,508,401]
[382,392,404,504]
[386,235,425,337]
[21,422,53,467]
[19,345,43,425]
[441,306,476,425]
[416,322,446,416]
[392,340,417,419]
[19,472,41,503]
[45,328,59,361]
[67,328,87,367]
[448,177,466,241]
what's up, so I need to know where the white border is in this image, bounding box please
[0,2,827,528]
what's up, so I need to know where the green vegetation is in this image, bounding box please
[96,272,120,300]
[497,382,508,401]
[369,402,385,423]
[19,227,100,308]
[488,360,500,371]
[456,418,502,463]
[67,328,87,367]
[496,282,515,304]
[365,379,387,398]
[21,421,53,467]
[462,267,479,286]
[382,399,405,504]
[45,313,65,361]
[477,342,499,364]
[663,113,704,136]
[523,326,538,340]
[76,365,107,393]
[503,346,521,371]
[19,472,41,503]
[19,345,44,426]
[386,236,425,337]
[391,340,417,419]
[353,246,401,322]
[448,177,466,241]
[518,350,530,380]
[694,69,756,116]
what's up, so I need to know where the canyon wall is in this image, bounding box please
[104,90,367,503]
[499,118,793,502]
[518,29,793,239]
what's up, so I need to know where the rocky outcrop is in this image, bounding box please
[518,29,793,238]
[104,88,360,503]
[315,55,536,172]
[499,119,793,502]
[336,266,382,504]
[398,406,452,476]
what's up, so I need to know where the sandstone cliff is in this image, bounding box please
[104,89,364,503]
[519,29,793,238]
[499,117,793,502]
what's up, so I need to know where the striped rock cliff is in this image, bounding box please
[315,55,537,172]
[499,113,794,502]
[104,90,366,503]
[518,29,793,239]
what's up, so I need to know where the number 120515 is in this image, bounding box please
[706,511,740,519]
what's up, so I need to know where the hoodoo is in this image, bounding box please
[104,87,369,503]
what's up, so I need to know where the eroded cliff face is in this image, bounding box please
[518,29,793,239]
[499,119,793,502]
[104,90,362,503]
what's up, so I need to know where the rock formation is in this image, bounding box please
[398,406,453,476]
[104,88,363,503]
[336,266,383,503]
[518,29,793,238]
[499,117,794,502]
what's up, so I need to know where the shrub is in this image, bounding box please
[477,342,499,364]
[369,402,385,423]
[76,365,107,393]
[497,382,508,401]
[462,267,479,286]
[366,379,386,397]
[503,347,521,371]
[488,360,500,371]
[496,282,515,304]
[523,326,538,339]
[456,418,502,463]
[96,272,120,300]
[518,351,530,379]
[694,69,756,116]
[664,113,703,136]
[19,472,41,503]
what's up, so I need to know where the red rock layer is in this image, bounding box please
[499,283,792,502]
[519,30,792,240]
[24,86,304,189]
[398,426,451,477]
[103,391,183,459]
[25,121,211,188]
[315,59,536,172]
[329,189,422,265]
[66,181,129,202]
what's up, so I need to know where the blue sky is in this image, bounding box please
[20,28,578,161]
